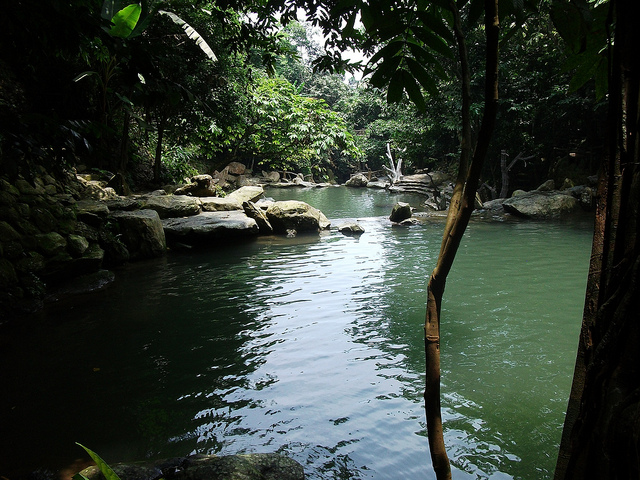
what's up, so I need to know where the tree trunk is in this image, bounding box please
[554,1,640,479]
[154,112,167,184]
[424,1,499,479]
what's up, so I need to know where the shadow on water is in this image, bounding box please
[0,187,593,480]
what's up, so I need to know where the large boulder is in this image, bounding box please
[345,173,369,187]
[199,197,242,212]
[162,211,259,245]
[502,191,580,218]
[265,200,330,233]
[389,202,412,223]
[174,174,220,197]
[262,171,280,183]
[137,195,201,219]
[226,186,264,204]
[80,453,304,480]
[227,161,247,176]
[110,209,166,259]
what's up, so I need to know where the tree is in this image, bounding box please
[206,75,361,177]
[553,0,640,478]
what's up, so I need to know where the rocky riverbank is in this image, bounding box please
[0,169,332,321]
[0,165,596,321]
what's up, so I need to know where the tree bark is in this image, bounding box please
[424,1,499,479]
[154,112,167,184]
[554,1,640,478]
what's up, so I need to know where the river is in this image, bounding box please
[0,186,593,479]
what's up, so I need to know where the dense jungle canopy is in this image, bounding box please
[0,0,603,192]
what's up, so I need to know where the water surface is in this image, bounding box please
[0,187,592,479]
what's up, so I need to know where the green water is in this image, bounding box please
[0,187,592,479]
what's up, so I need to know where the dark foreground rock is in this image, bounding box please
[80,453,305,480]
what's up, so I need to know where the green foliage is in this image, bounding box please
[109,4,142,38]
[161,145,203,184]
[200,74,362,177]
[551,0,610,100]
[73,443,122,480]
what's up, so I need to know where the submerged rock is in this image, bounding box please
[389,202,412,223]
[338,223,365,236]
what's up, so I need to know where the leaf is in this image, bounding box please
[109,4,142,38]
[415,10,454,44]
[76,443,122,480]
[369,55,402,88]
[387,70,404,104]
[73,71,99,82]
[412,27,454,59]
[368,40,405,66]
[401,71,426,111]
[465,0,485,28]
[406,58,438,96]
[158,10,218,62]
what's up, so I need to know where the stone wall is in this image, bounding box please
[0,168,161,321]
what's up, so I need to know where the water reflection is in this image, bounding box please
[0,189,592,480]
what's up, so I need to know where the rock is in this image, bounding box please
[0,258,18,289]
[227,162,246,176]
[226,186,264,204]
[566,185,595,209]
[243,201,273,234]
[47,269,115,300]
[110,210,167,259]
[137,195,201,219]
[199,197,242,212]
[107,172,131,196]
[479,198,507,216]
[512,189,527,197]
[80,453,305,480]
[262,171,280,183]
[35,232,67,256]
[162,211,259,245]
[99,229,130,266]
[338,223,365,236]
[396,218,419,226]
[389,202,412,223]
[502,191,580,218]
[76,199,110,227]
[15,178,45,196]
[174,174,220,197]
[265,200,330,233]
[345,173,369,187]
[236,175,261,187]
[0,220,21,242]
[67,234,90,257]
[104,197,141,211]
[536,179,555,191]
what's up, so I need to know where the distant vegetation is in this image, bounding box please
[0,0,601,192]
